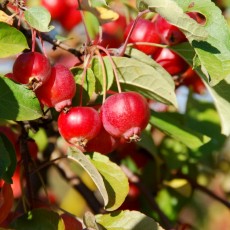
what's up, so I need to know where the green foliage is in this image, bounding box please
[95,210,164,230]
[0,77,43,121]
[0,22,28,58]
[67,147,109,208]
[71,67,96,106]
[0,132,16,183]
[86,152,129,211]
[24,6,55,32]
[108,57,178,107]
[136,0,209,42]
[91,57,114,94]
[149,110,211,149]
[174,0,230,86]
[171,42,230,136]
[8,209,65,230]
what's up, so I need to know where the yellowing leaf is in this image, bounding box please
[95,7,119,21]
[0,10,14,25]
[79,0,119,25]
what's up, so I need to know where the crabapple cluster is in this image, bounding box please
[124,13,205,93]
[58,92,150,154]
[5,52,76,112]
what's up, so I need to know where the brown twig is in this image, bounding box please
[19,121,34,210]
[175,171,230,209]
[120,164,173,230]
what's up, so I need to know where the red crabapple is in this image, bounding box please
[61,214,82,230]
[13,52,51,89]
[100,92,150,141]
[85,126,120,154]
[41,0,67,19]
[152,48,189,76]
[58,107,101,147]
[36,64,76,112]
[155,12,197,46]
[124,18,161,55]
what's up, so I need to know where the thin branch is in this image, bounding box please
[19,121,34,210]
[176,171,230,209]
[120,164,173,230]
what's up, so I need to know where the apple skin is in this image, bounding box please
[61,214,82,230]
[155,12,197,46]
[41,0,67,19]
[152,48,189,76]
[124,18,161,55]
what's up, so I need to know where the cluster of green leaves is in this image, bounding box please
[0,0,230,229]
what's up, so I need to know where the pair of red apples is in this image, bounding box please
[6,51,150,154]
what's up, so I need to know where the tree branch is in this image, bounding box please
[120,164,173,230]
[175,171,230,209]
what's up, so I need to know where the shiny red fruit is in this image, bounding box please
[13,52,51,89]
[124,18,161,55]
[58,107,101,147]
[101,92,150,141]
[95,33,123,49]
[58,1,82,30]
[155,12,197,46]
[41,0,67,19]
[36,64,76,112]
[102,14,128,39]
[85,126,120,154]
[152,48,189,76]
[181,67,206,94]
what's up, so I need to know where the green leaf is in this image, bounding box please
[170,42,230,136]
[83,211,102,230]
[80,0,119,25]
[108,56,178,107]
[0,22,28,58]
[71,67,96,106]
[85,11,99,38]
[173,0,230,86]
[137,130,159,159]
[91,57,114,94]
[86,152,129,211]
[0,132,17,183]
[185,93,226,159]
[0,135,11,182]
[0,77,43,121]
[95,210,164,230]
[8,209,65,230]
[24,6,55,32]
[149,110,211,149]
[136,0,209,43]
[124,47,175,89]
[160,137,189,170]
[67,147,109,208]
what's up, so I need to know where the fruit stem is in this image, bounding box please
[31,27,36,53]
[95,49,107,103]
[127,42,168,48]
[151,13,159,23]
[37,31,47,57]
[79,54,93,107]
[78,0,91,46]
[117,9,151,57]
[97,45,122,93]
